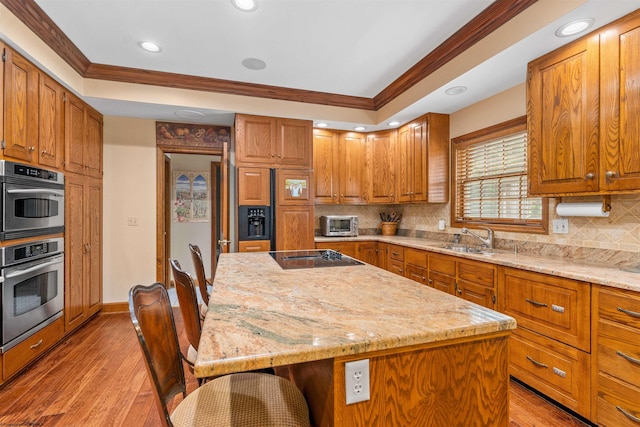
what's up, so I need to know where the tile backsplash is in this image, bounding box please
[315,193,640,267]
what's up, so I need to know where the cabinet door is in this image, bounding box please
[275,205,314,251]
[339,133,367,204]
[426,113,449,203]
[84,107,103,178]
[277,169,313,205]
[65,174,87,331]
[3,47,39,162]
[356,241,378,264]
[527,34,600,195]
[85,177,103,317]
[410,118,428,202]
[600,15,640,192]
[64,92,87,175]
[238,167,270,205]
[313,129,339,204]
[396,124,413,202]
[235,114,276,165]
[458,279,496,309]
[38,74,64,169]
[366,131,396,204]
[276,118,312,168]
[405,264,428,285]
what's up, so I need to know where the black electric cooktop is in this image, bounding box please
[269,249,364,269]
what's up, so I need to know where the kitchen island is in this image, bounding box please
[195,251,516,426]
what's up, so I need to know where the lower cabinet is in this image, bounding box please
[592,285,640,426]
[386,244,404,276]
[404,248,428,285]
[355,241,378,265]
[275,206,315,250]
[238,240,270,252]
[65,173,103,333]
[2,315,64,381]
[315,241,357,258]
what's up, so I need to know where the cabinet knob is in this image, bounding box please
[585,173,594,180]
[428,279,433,284]
[605,170,618,179]
[29,146,35,152]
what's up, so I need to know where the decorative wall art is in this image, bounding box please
[156,122,231,149]
[172,171,210,222]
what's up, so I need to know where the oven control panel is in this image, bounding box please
[1,238,64,267]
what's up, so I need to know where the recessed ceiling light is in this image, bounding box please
[138,40,162,53]
[354,126,366,131]
[242,57,267,70]
[175,110,205,119]
[555,18,594,37]
[445,86,467,96]
[232,0,258,12]
[388,121,400,127]
[316,122,329,128]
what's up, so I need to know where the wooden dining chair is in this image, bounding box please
[129,283,311,427]
[188,243,211,320]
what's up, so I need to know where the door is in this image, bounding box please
[219,142,230,254]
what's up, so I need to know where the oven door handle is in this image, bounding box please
[5,258,63,279]
[6,188,64,197]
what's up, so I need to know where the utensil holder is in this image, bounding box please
[380,222,398,236]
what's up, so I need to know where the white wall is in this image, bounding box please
[102,116,158,303]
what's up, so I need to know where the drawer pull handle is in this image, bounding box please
[526,298,548,307]
[616,406,640,424]
[30,339,43,349]
[526,356,548,368]
[616,350,640,366]
[391,252,400,256]
[618,307,640,318]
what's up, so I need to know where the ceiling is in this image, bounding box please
[5,0,640,131]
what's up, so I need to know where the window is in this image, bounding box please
[452,116,547,233]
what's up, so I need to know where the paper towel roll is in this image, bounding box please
[556,202,610,217]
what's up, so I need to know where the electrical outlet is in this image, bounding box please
[552,218,568,234]
[127,216,139,226]
[345,359,370,404]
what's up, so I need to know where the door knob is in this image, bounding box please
[218,239,231,245]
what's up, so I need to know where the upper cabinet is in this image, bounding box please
[366,130,396,204]
[313,129,339,203]
[528,9,640,196]
[2,46,41,164]
[65,92,103,178]
[235,114,312,169]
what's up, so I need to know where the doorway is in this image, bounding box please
[156,143,229,287]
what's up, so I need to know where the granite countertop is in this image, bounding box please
[194,251,516,378]
[316,235,640,293]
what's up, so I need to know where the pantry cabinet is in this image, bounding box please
[528,8,640,196]
[65,92,103,178]
[235,114,312,169]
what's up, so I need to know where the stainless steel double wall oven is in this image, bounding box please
[0,161,65,352]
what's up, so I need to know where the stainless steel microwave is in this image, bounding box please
[320,215,358,237]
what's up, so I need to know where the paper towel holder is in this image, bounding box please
[556,195,611,212]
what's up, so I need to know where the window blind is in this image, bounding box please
[454,131,542,224]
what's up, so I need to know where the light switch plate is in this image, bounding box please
[552,218,568,234]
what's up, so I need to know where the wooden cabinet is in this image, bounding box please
[599,12,640,193]
[313,129,339,204]
[276,169,313,205]
[397,113,450,203]
[499,267,591,418]
[355,241,378,265]
[338,132,367,204]
[528,9,640,196]
[592,285,640,426]
[237,167,270,205]
[235,114,312,169]
[315,241,357,258]
[275,205,314,251]
[404,248,428,285]
[385,244,404,276]
[65,92,103,178]
[366,130,396,204]
[427,252,456,295]
[38,74,65,169]
[2,315,64,381]
[2,46,40,163]
[65,174,103,333]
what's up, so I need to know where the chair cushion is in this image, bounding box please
[171,372,310,427]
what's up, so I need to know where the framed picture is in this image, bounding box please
[277,170,313,205]
[172,171,210,222]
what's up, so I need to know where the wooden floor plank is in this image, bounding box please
[0,311,592,426]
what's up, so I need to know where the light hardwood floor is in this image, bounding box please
[0,311,592,426]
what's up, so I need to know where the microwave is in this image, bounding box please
[320,215,358,237]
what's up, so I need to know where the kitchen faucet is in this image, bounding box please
[461,226,494,250]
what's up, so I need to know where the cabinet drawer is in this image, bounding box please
[387,259,404,276]
[405,264,427,285]
[597,319,640,388]
[404,248,427,268]
[596,373,640,427]
[3,315,64,380]
[428,253,456,276]
[509,328,591,419]
[387,245,404,262]
[598,287,640,329]
[238,240,271,252]
[457,259,495,288]
[429,271,455,295]
[501,268,590,352]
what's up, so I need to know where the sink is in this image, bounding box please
[441,244,494,255]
